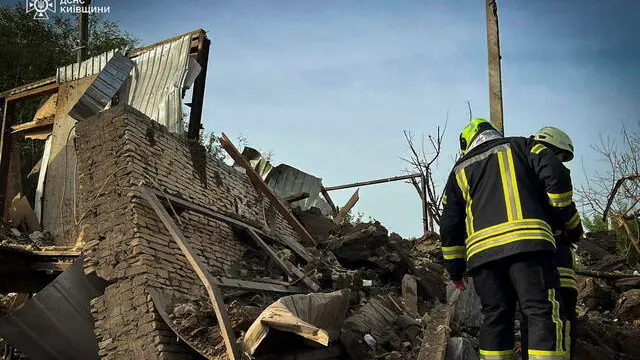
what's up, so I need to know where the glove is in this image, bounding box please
[452,279,466,291]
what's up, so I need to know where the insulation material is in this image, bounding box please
[122,35,201,134]
[243,290,350,356]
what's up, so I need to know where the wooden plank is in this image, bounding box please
[333,189,359,224]
[245,228,319,291]
[24,127,53,140]
[220,133,317,247]
[212,277,306,294]
[0,76,56,99]
[6,83,58,102]
[149,187,313,262]
[43,76,96,243]
[29,261,73,272]
[140,186,240,360]
[11,116,55,133]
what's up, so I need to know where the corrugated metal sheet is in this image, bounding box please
[122,34,199,134]
[56,35,200,133]
[0,257,106,360]
[68,52,135,121]
[56,50,117,83]
[266,164,333,215]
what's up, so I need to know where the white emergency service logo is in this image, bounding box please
[26,0,56,20]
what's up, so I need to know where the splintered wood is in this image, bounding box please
[219,133,317,247]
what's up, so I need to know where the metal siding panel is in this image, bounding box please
[68,53,135,121]
[0,258,106,360]
[266,165,332,215]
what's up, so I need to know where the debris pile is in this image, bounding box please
[572,231,640,360]
[155,207,447,359]
[0,220,55,250]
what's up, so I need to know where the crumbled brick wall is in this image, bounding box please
[76,104,301,359]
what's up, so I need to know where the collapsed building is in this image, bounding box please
[0,29,639,360]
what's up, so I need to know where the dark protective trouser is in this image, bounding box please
[522,242,577,360]
[472,251,567,360]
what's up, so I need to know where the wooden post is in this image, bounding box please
[485,0,504,134]
[421,174,429,234]
[140,186,240,360]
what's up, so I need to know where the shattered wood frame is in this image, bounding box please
[0,29,211,215]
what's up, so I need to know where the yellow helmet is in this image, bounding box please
[459,118,499,155]
[531,127,574,162]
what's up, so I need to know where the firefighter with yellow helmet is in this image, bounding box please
[520,126,583,360]
[440,118,573,360]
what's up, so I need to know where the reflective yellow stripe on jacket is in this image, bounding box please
[442,245,465,260]
[558,266,577,290]
[548,191,573,208]
[465,219,555,260]
[531,143,547,155]
[565,212,581,229]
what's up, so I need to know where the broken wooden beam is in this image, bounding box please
[140,185,240,360]
[576,269,640,280]
[149,187,313,262]
[219,133,317,247]
[212,277,306,294]
[323,173,422,191]
[10,116,55,134]
[333,189,360,224]
[244,228,320,291]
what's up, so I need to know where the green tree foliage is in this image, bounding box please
[0,3,139,200]
[0,4,138,93]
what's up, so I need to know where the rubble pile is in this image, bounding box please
[571,231,640,360]
[0,220,54,250]
[167,294,265,359]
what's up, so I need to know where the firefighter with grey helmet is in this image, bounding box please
[440,118,572,360]
[520,126,583,360]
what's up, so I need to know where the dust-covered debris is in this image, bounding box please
[0,220,55,250]
[166,294,264,359]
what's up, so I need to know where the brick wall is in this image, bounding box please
[76,104,301,359]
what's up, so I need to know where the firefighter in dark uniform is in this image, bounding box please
[440,118,573,360]
[520,127,583,360]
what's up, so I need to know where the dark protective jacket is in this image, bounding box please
[440,136,580,280]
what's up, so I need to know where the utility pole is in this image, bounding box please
[485,0,504,134]
[78,0,91,62]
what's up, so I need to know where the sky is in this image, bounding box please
[5,0,640,237]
